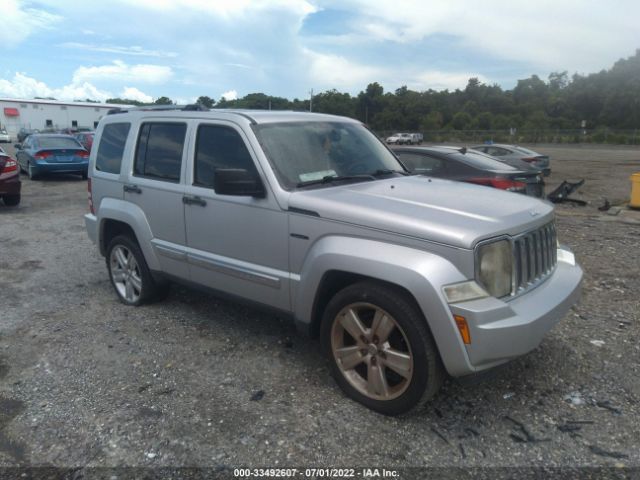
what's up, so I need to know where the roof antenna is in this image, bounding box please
[459,147,467,154]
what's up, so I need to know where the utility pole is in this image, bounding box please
[309,89,313,112]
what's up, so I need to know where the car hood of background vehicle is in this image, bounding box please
[289,176,554,249]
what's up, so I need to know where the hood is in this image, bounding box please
[289,176,554,249]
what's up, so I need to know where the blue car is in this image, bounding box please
[15,134,89,180]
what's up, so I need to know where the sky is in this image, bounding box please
[1,0,638,104]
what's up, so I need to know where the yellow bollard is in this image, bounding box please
[631,173,640,209]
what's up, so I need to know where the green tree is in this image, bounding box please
[451,112,472,130]
[196,96,216,108]
[154,96,174,105]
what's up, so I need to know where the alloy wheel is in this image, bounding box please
[331,302,413,401]
[109,245,143,303]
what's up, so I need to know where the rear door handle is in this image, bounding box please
[182,195,207,207]
[123,184,142,194]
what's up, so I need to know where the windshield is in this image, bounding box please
[36,136,83,149]
[254,121,405,189]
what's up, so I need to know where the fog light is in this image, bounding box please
[454,315,471,345]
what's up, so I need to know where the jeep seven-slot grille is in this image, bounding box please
[512,222,557,294]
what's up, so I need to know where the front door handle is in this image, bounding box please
[182,195,207,207]
[123,184,142,194]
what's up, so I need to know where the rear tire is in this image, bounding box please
[2,195,20,206]
[106,234,169,306]
[320,281,443,415]
[27,162,38,180]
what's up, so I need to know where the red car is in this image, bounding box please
[0,148,21,206]
[75,132,95,153]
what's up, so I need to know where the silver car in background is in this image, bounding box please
[472,144,551,176]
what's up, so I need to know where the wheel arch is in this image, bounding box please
[293,236,474,376]
[96,198,160,270]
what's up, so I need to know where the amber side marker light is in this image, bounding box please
[454,315,471,344]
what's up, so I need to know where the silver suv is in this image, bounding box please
[85,106,582,415]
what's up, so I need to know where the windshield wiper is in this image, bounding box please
[371,169,411,177]
[296,174,376,188]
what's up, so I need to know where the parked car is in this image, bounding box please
[17,128,40,143]
[394,146,545,197]
[85,106,582,415]
[386,132,422,145]
[15,134,89,180]
[75,132,95,152]
[0,128,11,143]
[472,144,551,176]
[0,149,21,206]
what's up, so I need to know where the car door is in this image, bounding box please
[16,136,33,170]
[183,122,290,311]
[124,120,189,279]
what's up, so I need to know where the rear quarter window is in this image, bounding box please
[96,123,131,174]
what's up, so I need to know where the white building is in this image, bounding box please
[0,98,131,138]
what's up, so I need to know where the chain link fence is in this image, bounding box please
[376,129,640,145]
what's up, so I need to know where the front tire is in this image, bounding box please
[106,235,169,306]
[320,282,443,415]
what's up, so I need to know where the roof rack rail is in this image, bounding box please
[107,103,209,115]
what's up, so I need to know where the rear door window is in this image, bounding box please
[134,122,186,182]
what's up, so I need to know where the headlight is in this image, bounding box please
[477,239,512,297]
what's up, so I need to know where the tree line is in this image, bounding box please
[106,49,640,133]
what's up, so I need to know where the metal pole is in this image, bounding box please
[309,89,313,112]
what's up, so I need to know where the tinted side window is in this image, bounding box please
[194,125,256,188]
[134,123,186,182]
[96,123,131,174]
[397,152,444,174]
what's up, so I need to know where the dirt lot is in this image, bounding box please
[0,143,639,477]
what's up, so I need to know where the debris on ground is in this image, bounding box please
[547,179,587,205]
[564,392,586,406]
[250,390,265,401]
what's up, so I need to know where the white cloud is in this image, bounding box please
[0,0,62,46]
[304,49,385,91]
[120,87,153,103]
[116,0,317,18]
[331,0,640,73]
[0,72,111,102]
[60,42,178,58]
[72,61,173,84]
[221,90,238,100]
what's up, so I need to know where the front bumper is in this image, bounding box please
[448,250,582,373]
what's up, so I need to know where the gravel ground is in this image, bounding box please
[0,144,639,477]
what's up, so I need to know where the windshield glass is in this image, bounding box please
[254,121,405,189]
[36,136,82,149]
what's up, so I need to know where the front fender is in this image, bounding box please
[97,198,160,271]
[294,236,475,376]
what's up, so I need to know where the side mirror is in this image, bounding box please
[14,144,22,150]
[214,168,265,198]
